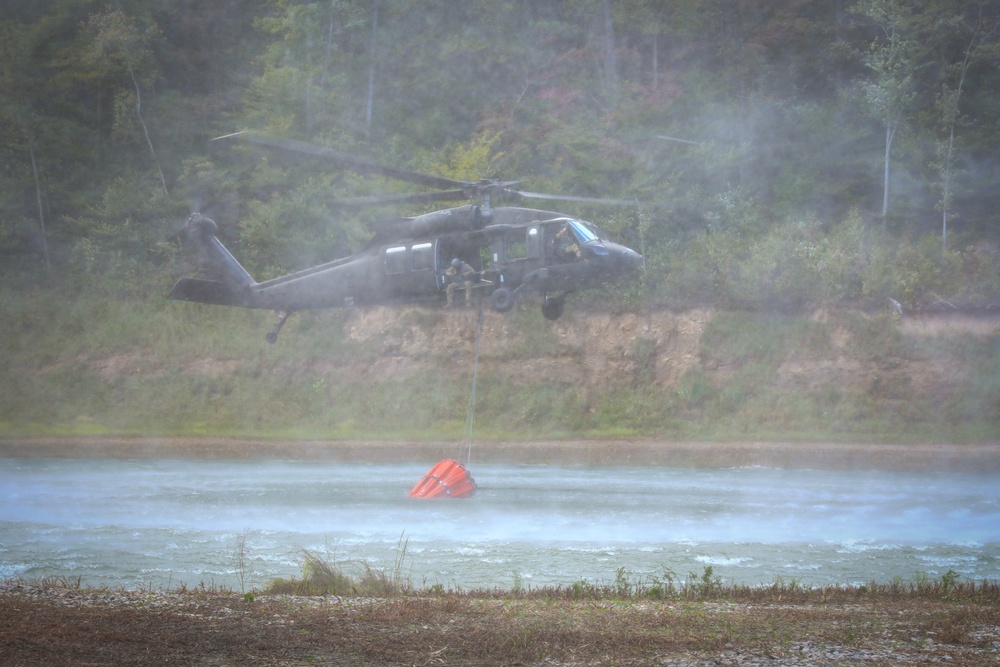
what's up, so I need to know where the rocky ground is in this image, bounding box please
[2,579,998,666]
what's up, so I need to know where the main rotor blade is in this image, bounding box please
[654,134,702,146]
[510,189,640,207]
[217,132,466,191]
[211,132,643,208]
[333,190,468,207]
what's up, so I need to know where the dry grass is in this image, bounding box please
[2,579,998,666]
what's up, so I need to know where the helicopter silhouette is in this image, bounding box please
[169,133,644,343]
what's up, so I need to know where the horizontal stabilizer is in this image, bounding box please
[169,278,246,307]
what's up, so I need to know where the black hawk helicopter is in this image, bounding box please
[169,133,644,343]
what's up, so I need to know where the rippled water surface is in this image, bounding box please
[2,457,998,589]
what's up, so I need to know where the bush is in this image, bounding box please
[860,235,960,309]
[265,549,355,596]
[651,203,999,312]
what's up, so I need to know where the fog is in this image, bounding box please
[2,458,998,590]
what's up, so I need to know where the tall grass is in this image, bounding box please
[261,550,1000,607]
[265,535,413,597]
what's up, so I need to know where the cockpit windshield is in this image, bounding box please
[567,219,601,243]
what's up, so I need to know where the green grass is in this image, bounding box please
[699,311,832,367]
[1,281,998,442]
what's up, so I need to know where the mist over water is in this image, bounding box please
[2,457,998,590]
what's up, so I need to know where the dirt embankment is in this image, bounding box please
[43,304,1000,441]
[77,305,1000,414]
[9,307,1000,469]
[337,305,1000,403]
[336,306,711,388]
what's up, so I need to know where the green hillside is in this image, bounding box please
[2,281,997,442]
[2,2,1000,442]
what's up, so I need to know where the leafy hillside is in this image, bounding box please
[2,2,1000,441]
[2,1,1000,309]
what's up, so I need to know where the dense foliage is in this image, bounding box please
[2,0,999,309]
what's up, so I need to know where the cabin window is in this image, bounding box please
[506,230,527,261]
[526,227,541,258]
[384,246,407,274]
[411,243,434,271]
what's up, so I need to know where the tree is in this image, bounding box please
[81,9,167,194]
[0,20,50,270]
[854,0,917,232]
[364,0,378,144]
[921,2,999,253]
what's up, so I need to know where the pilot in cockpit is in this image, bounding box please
[554,223,581,260]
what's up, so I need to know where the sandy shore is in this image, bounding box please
[2,436,998,472]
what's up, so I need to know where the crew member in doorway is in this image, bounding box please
[445,257,476,307]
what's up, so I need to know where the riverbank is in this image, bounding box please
[2,437,999,472]
[2,579,998,666]
[5,303,1000,446]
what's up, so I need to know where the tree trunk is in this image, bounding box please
[882,121,893,233]
[125,51,168,196]
[365,1,379,144]
[28,139,50,272]
[651,31,658,87]
[602,0,618,96]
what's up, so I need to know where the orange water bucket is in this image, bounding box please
[408,459,477,498]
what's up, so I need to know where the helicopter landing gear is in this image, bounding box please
[267,310,293,344]
[542,293,567,321]
[490,287,515,313]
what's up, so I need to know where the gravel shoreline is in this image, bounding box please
[2,579,998,666]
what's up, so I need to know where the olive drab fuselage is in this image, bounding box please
[170,205,642,342]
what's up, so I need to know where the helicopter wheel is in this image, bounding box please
[542,295,565,321]
[490,287,515,313]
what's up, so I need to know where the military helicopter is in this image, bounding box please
[169,133,644,343]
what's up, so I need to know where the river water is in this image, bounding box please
[2,457,998,590]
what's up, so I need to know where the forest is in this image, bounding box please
[2,0,998,311]
[1,1,1000,440]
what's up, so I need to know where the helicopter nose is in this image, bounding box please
[622,248,644,274]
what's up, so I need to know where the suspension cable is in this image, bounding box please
[461,302,485,467]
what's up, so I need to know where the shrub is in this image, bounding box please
[860,235,961,309]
